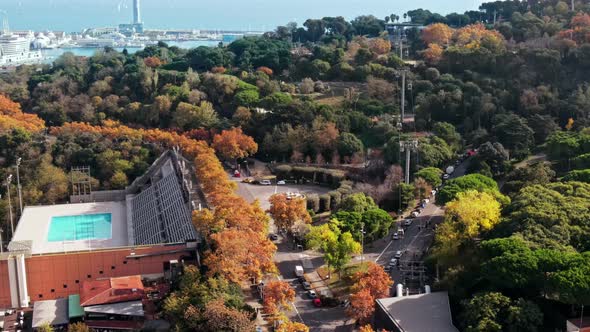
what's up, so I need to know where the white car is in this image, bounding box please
[277,180,286,185]
[403,219,412,226]
[308,290,317,299]
[443,174,450,180]
[422,198,430,204]
[411,211,420,218]
[394,251,403,259]
[260,179,272,185]
[392,232,399,240]
[389,258,398,266]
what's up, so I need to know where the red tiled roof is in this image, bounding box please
[80,275,144,307]
[85,320,144,330]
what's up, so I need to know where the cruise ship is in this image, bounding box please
[0,31,43,66]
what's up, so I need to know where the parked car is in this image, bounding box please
[260,179,272,185]
[277,180,286,185]
[313,298,322,307]
[394,251,403,259]
[269,234,278,241]
[297,276,306,283]
[384,265,391,272]
[422,198,430,204]
[392,232,399,240]
[411,211,420,218]
[308,290,318,299]
[340,299,350,307]
[443,174,450,180]
[403,219,412,226]
[302,281,312,290]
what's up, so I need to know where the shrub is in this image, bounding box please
[307,194,320,213]
[329,191,342,210]
[319,194,332,212]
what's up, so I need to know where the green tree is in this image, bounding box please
[234,89,260,107]
[338,133,364,158]
[415,167,443,187]
[339,193,377,213]
[306,221,361,278]
[437,174,503,205]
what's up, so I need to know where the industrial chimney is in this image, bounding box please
[133,0,141,24]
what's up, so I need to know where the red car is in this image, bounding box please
[313,298,322,307]
[233,170,241,177]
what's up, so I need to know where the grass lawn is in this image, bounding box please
[316,262,370,298]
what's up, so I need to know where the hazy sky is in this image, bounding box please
[3,0,487,32]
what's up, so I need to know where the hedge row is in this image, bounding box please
[306,180,354,214]
[274,165,346,187]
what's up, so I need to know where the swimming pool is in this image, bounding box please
[47,213,112,242]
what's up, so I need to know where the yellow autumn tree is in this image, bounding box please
[433,190,501,265]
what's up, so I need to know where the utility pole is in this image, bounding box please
[400,140,419,184]
[401,69,407,122]
[16,157,22,215]
[360,222,365,264]
[0,228,3,253]
[572,0,575,11]
[6,174,14,235]
[399,37,403,60]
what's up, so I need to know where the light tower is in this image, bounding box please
[400,140,419,184]
[133,0,141,24]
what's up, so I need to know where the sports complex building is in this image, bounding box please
[0,150,206,309]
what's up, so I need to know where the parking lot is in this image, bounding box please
[234,179,331,210]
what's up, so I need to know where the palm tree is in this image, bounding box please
[385,16,390,23]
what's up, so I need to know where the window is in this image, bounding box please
[111,266,115,270]
[99,270,103,274]
[38,294,43,298]
[75,280,79,284]
[123,261,127,265]
[50,289,55,293]
[87,274,92,278]
[63,284,67,289]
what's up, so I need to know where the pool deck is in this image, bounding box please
[11,202,129,255]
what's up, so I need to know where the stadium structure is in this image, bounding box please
[0,150,206,308]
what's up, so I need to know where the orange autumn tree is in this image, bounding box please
[204,228,277,283]
[276,321,309,332]
[0,95,45,133]
[422,23,453,46]
[144,56,163,68]
[263,280,296,314]
[452,23,505,52]
[347,289,375,324]
[268,194,312,232]
[422,43,444,64]
[257,66,274,76]
[347,262,393,324]
[359,325,376,332]
[558,13,590,45]
[352,262,394,299]
[368,38,392,55]
[212,127,258,165]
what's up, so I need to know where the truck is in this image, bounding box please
[295,265,304,277]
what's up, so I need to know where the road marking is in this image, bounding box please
[276,275,305,324]
[375,240,394,262]
[407,207,440,250]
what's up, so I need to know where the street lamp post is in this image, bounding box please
[16,157,22,215]
[6,174,14,235]
[360,222,365,264]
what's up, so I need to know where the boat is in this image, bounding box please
[0,32,43,66]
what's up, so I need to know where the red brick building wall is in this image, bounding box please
[0,244,191,307]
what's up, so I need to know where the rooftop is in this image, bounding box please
[376,292,458,332]
[80,275,144,307]
[11,201,128,255]
[32,298,69,328]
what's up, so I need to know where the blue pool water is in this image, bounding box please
[47,213,112,242]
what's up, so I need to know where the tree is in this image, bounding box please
[422,43,444,63]
[200,299,256,332]
[212,127,258,164]
[437,174,502,205]
[367,77,395,102]
[338,133,364,159]
[68,323,92,332]
[414,177,432,200]
[339,193,377,213]
[37,323,54,332]
[306,221,361,277]
[433,190,501,265]
[173,101,219,130]
[263,280,296,314]
[415,167,443,187]
[422,23,454,45]
[347,289,375,324]
[352,262,394,299]
[300,78,315,94]
[234,89,260,107]
[268,194,312,232]
[461,292,543,332]
[276,321,310,332]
